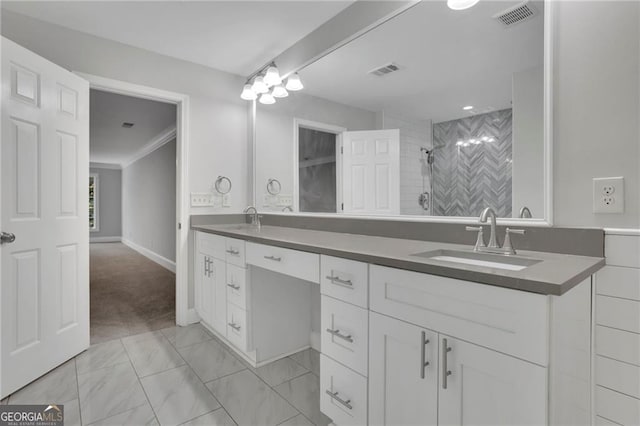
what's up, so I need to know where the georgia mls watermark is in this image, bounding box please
[0,405,64,426]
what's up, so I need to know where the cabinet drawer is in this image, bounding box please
[225,238,246,267]
[597,266,640,301]
[321,255,368,308]
[246,242,319,283]
[321,295,368,376]
[370,265,549,366]
[226,303,249,352]
[596,355,640,399]
[320,354,367,426]
[596,325,640,366]
[596,386,640,426]
[596,294,640,333]
[226,264,248,310]
[196,231,226,260]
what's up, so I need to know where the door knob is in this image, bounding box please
[0,232,16,244]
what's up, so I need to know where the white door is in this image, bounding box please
[1,38,89,398]
[342,129,400,215]
[438,335,546,426]
[369,312,438,426]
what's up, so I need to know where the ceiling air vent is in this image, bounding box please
[122,122,135,128]
[494,1,538,27]
[369,63,401,77]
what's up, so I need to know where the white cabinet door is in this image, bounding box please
[210,257,227,336]
[438,335,546,426]
[1,38,89,398]
[369,312,438,426]
[196,253,214,327]
[342,129,400,215]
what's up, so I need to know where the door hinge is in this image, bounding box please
[340,146,344,154]
[178,222,182,230]
[341,203,344,210]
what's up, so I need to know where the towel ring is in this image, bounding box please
[214,176,232,194]
[266,178,281,195]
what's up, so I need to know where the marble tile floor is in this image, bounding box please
[5,324,330,426]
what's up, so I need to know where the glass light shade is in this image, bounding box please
[264,66,282,86]
[447,0,480,10]
[259,91,276,105]
[240,84,257,101]
[285,73,304,91]
[272,84,288,98]
[251,76,268,94]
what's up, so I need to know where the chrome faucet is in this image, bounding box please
[479,207,499,249]
[243,206,261,230]
[519,206,532,219]
[466,207,526,255]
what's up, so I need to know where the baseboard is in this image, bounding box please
[310,331,321,352]
[186,308,200,324]
[90,236,122,243]
[121,238,176,273]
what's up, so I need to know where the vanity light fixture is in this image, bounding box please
[264,65,282,86]
[259,90,276,105]
[251,76,268,94]
[240,62,303,104]
[285,73,304,91]
[240,84,257,101]
[272,84,289,98]
[447,0,480,11]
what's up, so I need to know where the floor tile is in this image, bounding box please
[278,414,314,426]
[87,403,158,426]
[76,339,130,375]
[122,331,185,377]
[177,339,245,383]
[207,369,298,426]
[161,324,212,349]
[289,349,320,376]
[274,373,331,426]
[91,320,132,345]
[254,357,309,387]
[78,361,148,424]
[181,408,237,426]
[141,365,220,426]
[64,398,82,426]
[9,360,78,404]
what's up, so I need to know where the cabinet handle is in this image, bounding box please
[207,258,214,278]
[227,283,241,291]
[264,255,282,262]
[420,331,430,379]
[442,338,452,389]
[226,249,240,255]
[326,328,354,343]
[228,322,241,331]
[204,257,211,277]
[325,275,353,288]
[325,390,353,410]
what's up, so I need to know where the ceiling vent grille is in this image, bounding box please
[494,1,537,27]
[369,63,401,77]
[122,122,135,128]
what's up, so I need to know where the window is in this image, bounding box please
[89,173,99,231]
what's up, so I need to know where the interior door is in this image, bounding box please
[1,37,89,398]
[342,129,400,215]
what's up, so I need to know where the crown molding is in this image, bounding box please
[121,125,177,168]
[90,162,122,170]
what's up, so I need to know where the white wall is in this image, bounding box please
[89,166,122,240]
[553,1,640,228]
[122,140,176,263]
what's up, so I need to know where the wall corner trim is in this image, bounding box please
[90,236,122,243]
[122,238,176,273]
[121,125,177,169]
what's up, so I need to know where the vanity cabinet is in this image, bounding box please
[195,233,228,335]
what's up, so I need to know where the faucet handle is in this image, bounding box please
[503,228,526,255]
[465,226,485,251]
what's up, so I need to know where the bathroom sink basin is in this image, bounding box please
[412,249,541,271]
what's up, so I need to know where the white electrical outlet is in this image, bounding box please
[593,177,624,213]
[222,193,231,207]
[277,194,293,206]
[190,192,214,207]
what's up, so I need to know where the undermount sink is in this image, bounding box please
[412,249,542,271]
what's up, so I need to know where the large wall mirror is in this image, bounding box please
[254,0,550,221]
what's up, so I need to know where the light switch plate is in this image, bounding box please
[593,177,624,213]
[191,192,214,207]
[222,194,231,207]
[277,194,293,206]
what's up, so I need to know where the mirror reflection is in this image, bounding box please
[255,0,545,218]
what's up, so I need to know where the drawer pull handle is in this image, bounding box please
[228,322,241,331]
[264,255,282,262]
[325,390,353,410]
[226,249,240,255]
[325,275,353,288]
[420,331,430,379]
[442,338,452,389]
[227,283,241,291]
[326,328,353,343]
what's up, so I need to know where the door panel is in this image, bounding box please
[1,37,89,397]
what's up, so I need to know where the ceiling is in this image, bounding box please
[90,90,176,165]
[299,0,544,123]
[1,1,353,77]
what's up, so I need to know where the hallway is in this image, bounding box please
[90,243,175,344]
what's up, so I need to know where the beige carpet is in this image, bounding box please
[90,242,175,344]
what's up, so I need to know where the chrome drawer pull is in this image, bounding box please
[226,249,240,255]
[325,390,353,410]
[227,283,241,291]
[228,322,241,331]
[442,338,452,389]
[326,328,354,343]
[264,255,282,262]
[420,331,430,379]
[325,275,353,288]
